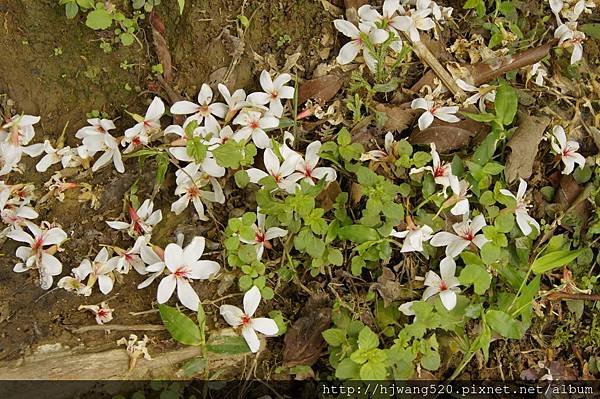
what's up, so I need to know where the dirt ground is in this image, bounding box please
[0,0,336,369]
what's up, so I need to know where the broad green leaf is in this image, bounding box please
[420,351,441,371]
[580,23,600,39]
[65,2,78,18]
[335,358,360,379]
[86,8,113,30]
[322,328,346,346]
[462,111,497,123]
[338,225,379,243]
[480,242,502,265]
[206,335,251,354]
[459,263,492,295]
[357,326,379,350]
[495,81,518,125]
[531,249,582,274]
[360,361,388,379]
[486,310,522,339]
[159,304,202,346]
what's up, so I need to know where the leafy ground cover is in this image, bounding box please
[0,0,599,388]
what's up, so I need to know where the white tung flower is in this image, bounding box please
[35,141,80,172]
[171,84,228,127]
[500,178,540,236]
[246,148,300,193]
[123,97,165,153]
[7,221,67,290]
[430,214,488,258]
[220,286,279,353]
[390,222,433,253]
[233,110,279,149]
[137,243,165,289]
[156,236,220,311]
[411,98,460,130]
[410,142,454,195]
[357,1,404,51]
[171,162,225,220]
[393,0,436,42]
[106,199,162,238]
[73,248,118,295]
[288,141,337,186]
[550,125,585,175]
[240,210,288,260]
[79,302,114,325]
[361,131,395,161]
[81,130,125,173]
[0,114,44,175]
[333,19,388,71]
[455,79,496,112]
[113,236,147,274]
[218,83,250,120]
[75,118,116,140]
[447,175,470,216]
[423,257,461,310]
[554,22,585,65]
[528,62,548,86]
[247,71,295,118]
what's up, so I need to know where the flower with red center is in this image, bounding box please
[7,221,67,290]
[550,125,585,175]
[430,214,489,258]
[411,98,460,131]
[232,109,279,149]
[288,141,337,186]
[390,220,434,253]
[156,236,220,311]
[171,83,227,127]
[107,199,162,238]
[220,286,279,353]
[240,210,287,260]
[410,143,454,195]
[333,19,388,72]
[247,70,295,117]
[499,178,540,236]
[423,257,461,310]
[246,148,300,193]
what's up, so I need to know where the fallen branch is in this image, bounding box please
[547,292,600,301]
[67,324,166,334]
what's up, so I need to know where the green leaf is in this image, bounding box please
[335,358,361,379]
[420,351,441,371]
[119,32,135,46]
[495,212,515,233]
[459,263,492,295]
[322,328,346,346]
[360,361,388,379]
[85,8,113,30]
[197,302,206,344]
[531,249,583,274]
[65,2,79,18]
[462,111,497,123]
[177,0,185,14]
[234,170,250,188]
[495,81,518,126]
[580,23,600,39]
[486,310,522,339]
[480,242,502,265]
[483,162,504,175]
[206,335,251,354]
[159,304,202,346]
[338,225,379,243]
[357,326,379,350]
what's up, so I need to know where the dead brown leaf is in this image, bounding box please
[316,181,342,212]
[283,294,331,368]
[409,119,485,153]
[370,267,414,307]
[557,175,590,226]
[298,74,345,105]
[374,103,418,133]
[505,114,550,183]
[149,12,173,83]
